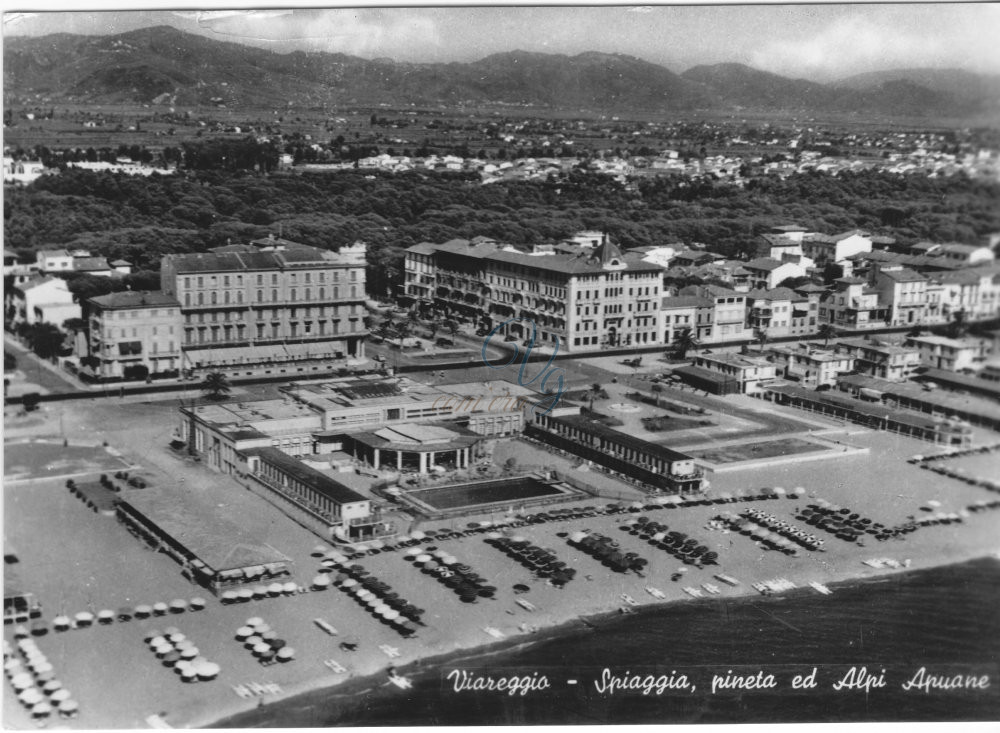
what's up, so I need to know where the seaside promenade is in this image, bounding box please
[4,377,1000,728]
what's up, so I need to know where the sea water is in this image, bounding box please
[218,558,1000,727]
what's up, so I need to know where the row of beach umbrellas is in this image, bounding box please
[220,583,299,604]
[568,531,649,574]
[5,637,79,719]
[144,626,222,681]
[622,519,720,564]
[234,617,296,664]
[485,534,577,586]
[325,555,423,636]
[733,510,821,551]
[50,598,206,632]
[406,548,497,602]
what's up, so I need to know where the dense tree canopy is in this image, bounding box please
[6,167,999,297]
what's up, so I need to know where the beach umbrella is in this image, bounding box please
[11,673,34,690]
[312,574,332,589]
[266,583,284,597]
[58,699,79,716]
[252,586,269,599]
[237,589,254,602]
[32,701,53,717]
[246,616,265,628]
[52,615,71,631]
[312,545,328,557]
[252,641,272,656]
[169,599,188,613]
[74,611,94,626]
[188,597,206,611]
[276,647,295,661]
[4,659,22,675]
[353,544,371,554]
[196,662,221,680]
[180,666,197,682]
[220,591,238,604]
[162,651,182,667]
[49,689,70,703]
[152,602,169,615]
[19,687,44,705]
[411,531,427,541]
[168,632,186,644]
[283,582,299,594]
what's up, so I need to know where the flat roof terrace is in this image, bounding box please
[188,398,319,427]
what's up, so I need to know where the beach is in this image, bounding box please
[4,387,1000,729]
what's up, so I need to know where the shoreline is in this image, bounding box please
[202,552,1000,729]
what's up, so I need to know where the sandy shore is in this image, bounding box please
[4,393,1000,729]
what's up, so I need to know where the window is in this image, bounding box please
[272,289,278,302]
[197,293,204,306]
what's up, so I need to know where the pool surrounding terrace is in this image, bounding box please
[688,436,865,470]
[397,475,584,516]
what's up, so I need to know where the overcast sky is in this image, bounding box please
[5,3,1000,81]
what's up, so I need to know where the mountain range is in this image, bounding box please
[5,25,999,118]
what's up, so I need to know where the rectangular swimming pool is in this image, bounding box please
[406,476,574,511]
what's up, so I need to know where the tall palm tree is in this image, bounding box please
[816,324,838,347]
[200,371,231,401]
[755,327,769,352]
[673,328,699,360]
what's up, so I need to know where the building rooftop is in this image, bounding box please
[661,295,712,309]
[878,267,927,283]
[89,291,180,310]
[696,352,772,368]
[746,287,800,301]
[120,490,292,573]
[165,242,357,274]
[550,413,693,464]
[744,257,787,272]
[240,446,369,506]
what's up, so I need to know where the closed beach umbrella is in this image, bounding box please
[277,647,295,661]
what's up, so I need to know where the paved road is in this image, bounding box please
[4,335,84,394]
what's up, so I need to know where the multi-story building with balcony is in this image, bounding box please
[404,236,665,352]
[874,267,928,327]
[832,337,921,381]
[819,277,889,330]
[86,291,182,380]
[768,344,856,388]
[161,237,368,374]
